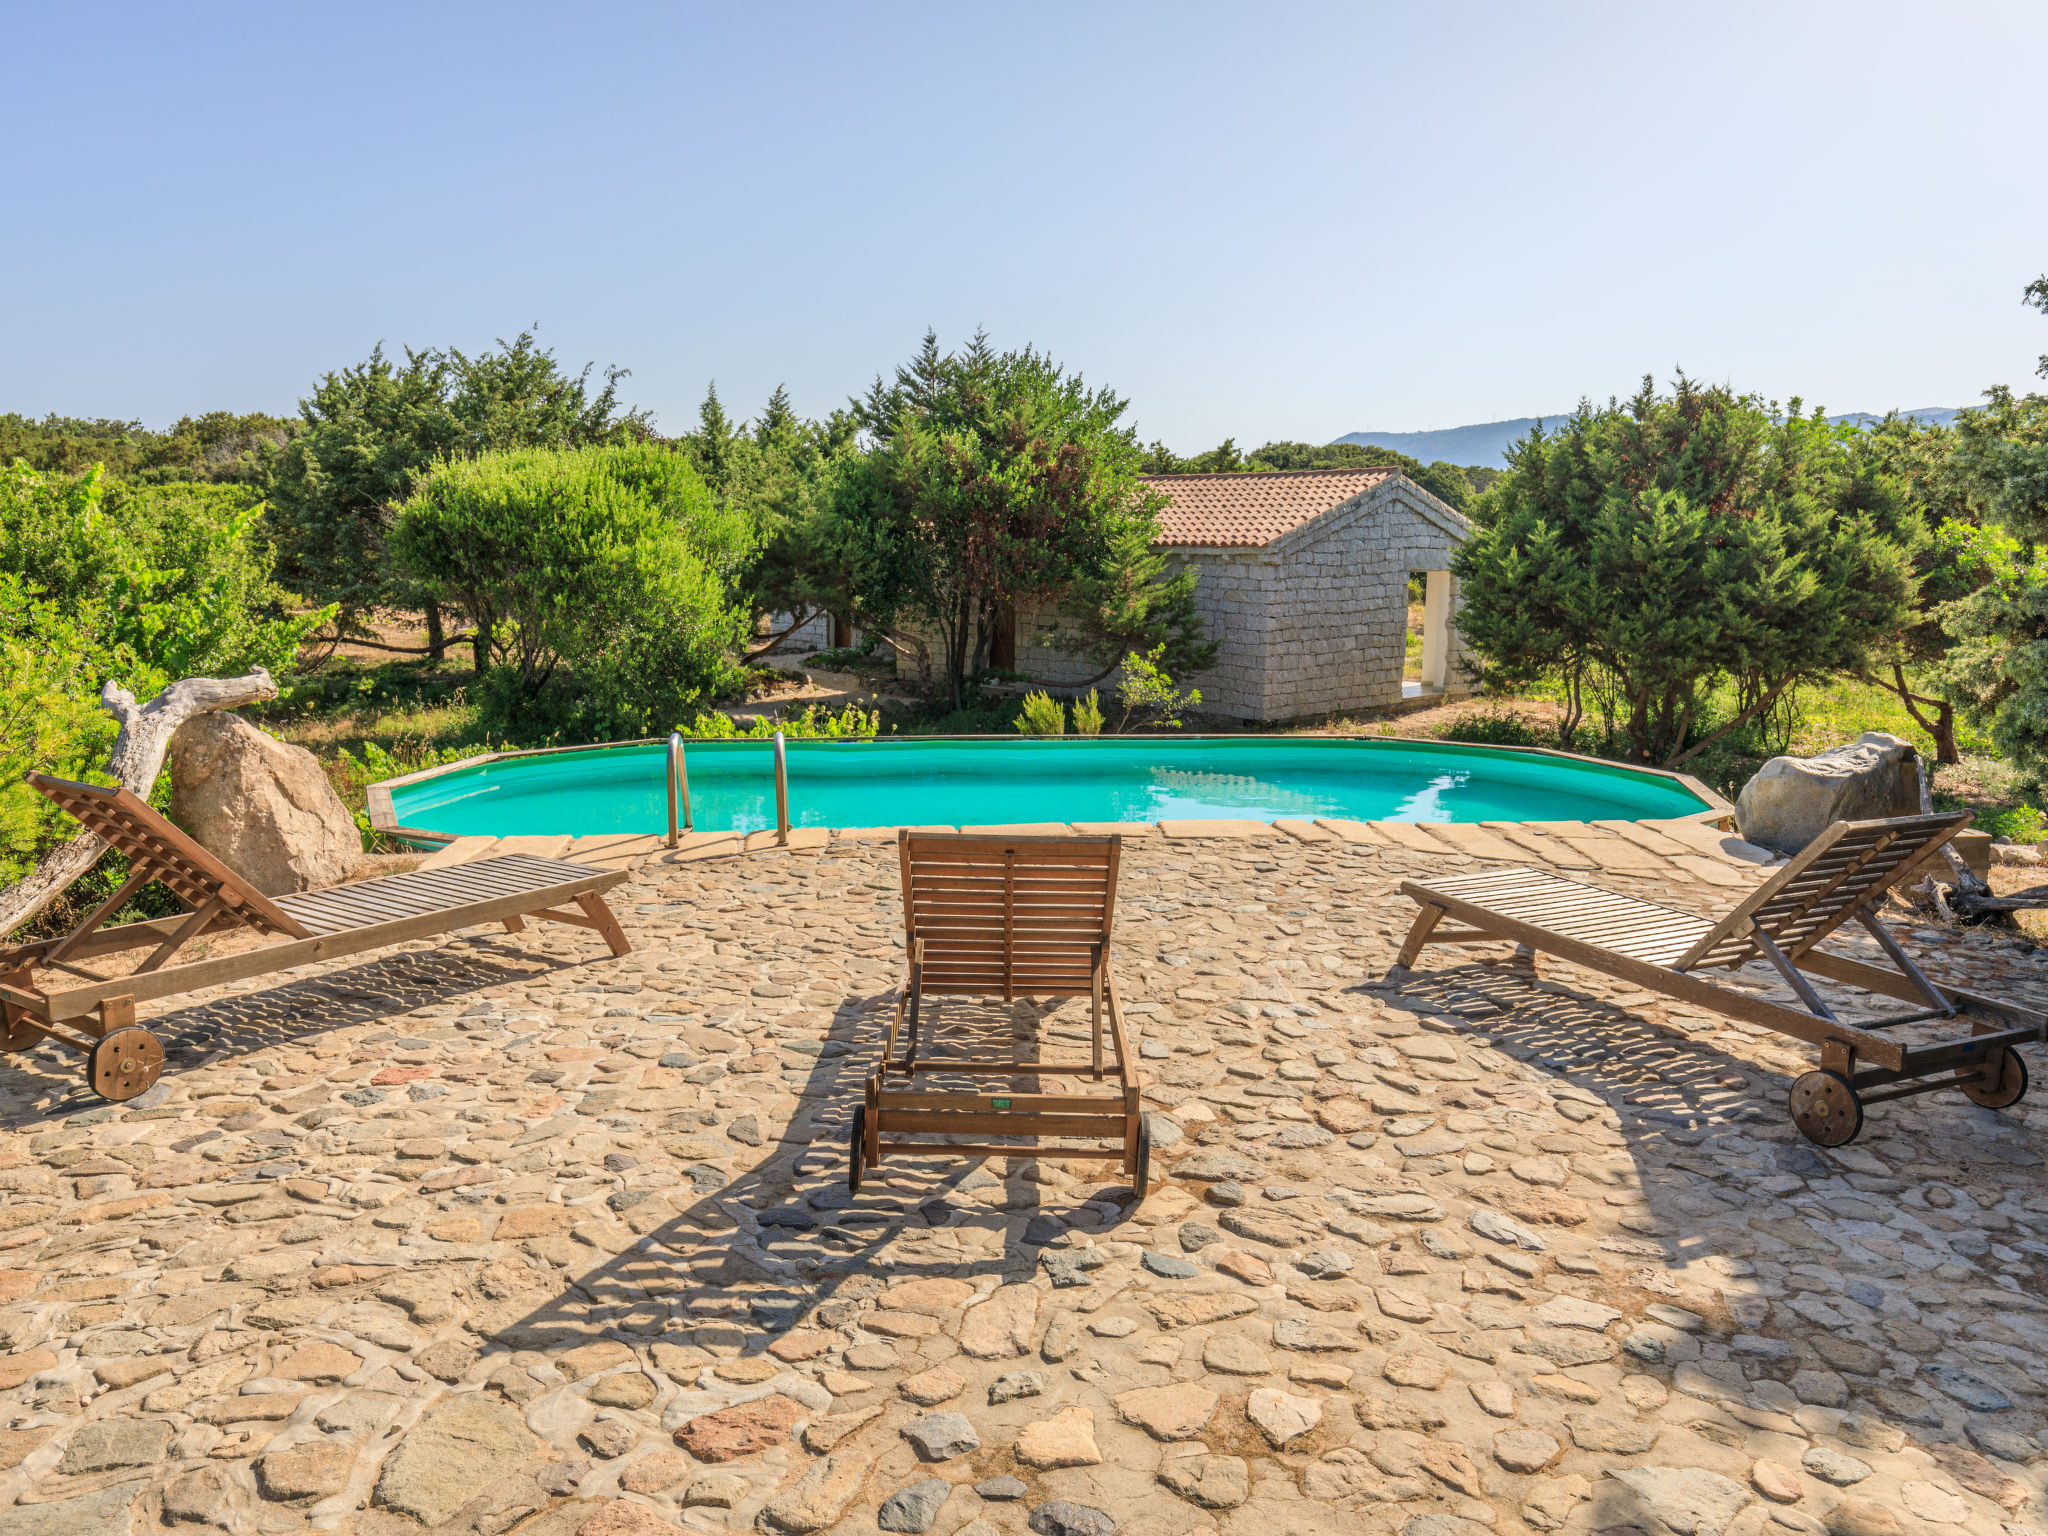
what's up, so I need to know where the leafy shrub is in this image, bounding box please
[678,703,883,739]
[1015,690,1067,735]
[1,462,326,692]
[1440,708,1543,748]
[1974,802,2046,845]
[0,576,116,887]
[391,444,752,740]
[1115,646,1199,730]
[1071,689,1105,735]
[1454,378,1918,766]
[330,739,487,849]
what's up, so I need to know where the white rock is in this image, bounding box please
[1246,1388,1322,1448]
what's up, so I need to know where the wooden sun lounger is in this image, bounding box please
[1,773,631,1102]
[1392,812,2044,1145]
[850,831,1149,1192]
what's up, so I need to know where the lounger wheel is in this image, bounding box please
[89,1026,164,1103]
[1789,1069,1862,1147]
[1960,1046,2028,1109]
[848,1105,867,1195]
[1132,1115,1152,1194]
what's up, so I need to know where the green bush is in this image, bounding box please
[1071,689,1105,735]
[1,462,324,692]
[1015,690,1067,735]
[1115,646,1199,730]
[678,702,883,739]
[1440,708,1543,748]
[391,444,752,740]
[1453,378,1918,766]
[0,576,116,887]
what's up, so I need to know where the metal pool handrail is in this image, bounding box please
[773,731,790,846]
[666,733,693,846]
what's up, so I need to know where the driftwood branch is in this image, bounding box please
[0,669,279,937]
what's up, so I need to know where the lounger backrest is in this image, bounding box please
[1674,812,1967,972]
[899,831,1120,1000]
[29,773,312,939]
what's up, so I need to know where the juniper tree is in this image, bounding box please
[1454,376,1919,767]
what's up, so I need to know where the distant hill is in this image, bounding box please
[1337,407,1964,468]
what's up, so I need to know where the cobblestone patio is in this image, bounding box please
[1,819,2044,1536]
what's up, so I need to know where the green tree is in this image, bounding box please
[1920,279,2048,772]
[0,574,118,889]
[830,332,1176,708]
[0,411,290,484]
[0,462,321,689]
[265,331,647,665]
[1054,510,1217,684]
[1453,377,1920,766]
[389,444,751,739]
[675,383,864,656]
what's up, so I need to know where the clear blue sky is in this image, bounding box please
[5,2,2044,452]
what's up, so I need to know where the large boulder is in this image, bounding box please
[168,713,361,894]
[1735,731,1921,856]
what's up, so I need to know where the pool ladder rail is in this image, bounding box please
[664,729,791,848]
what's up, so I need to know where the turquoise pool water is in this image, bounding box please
[385,737,1709,838]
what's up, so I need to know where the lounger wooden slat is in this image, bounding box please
[850,831,1147,1195]
[1394,813,2043,1146]
[1,775,633,1102]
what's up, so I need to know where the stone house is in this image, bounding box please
[1008,467,1473,724]
[767,467,1472,724]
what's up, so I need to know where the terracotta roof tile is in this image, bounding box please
[1143,468,1395,548]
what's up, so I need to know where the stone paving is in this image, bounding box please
[0,818,2044,1536]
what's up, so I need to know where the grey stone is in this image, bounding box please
[1801,1448,1872,1486]
[55,1419,172,1475]
[975,1476,1027,1501]
[903,1412,980,1460]
[0,1482,146,1536]
[878,1479,954,1533]
[1607,1466,1754,1536]
[1967,1420,2043,1463]
[1142,1250,1198,1279]
[1208,1180,1247,1207]
[1041,1312,1082,1362]
[990,1372,1044,1404]
[1469,1206,1545,1250]
[1178,1222,1224,1251]
[1157,1454,1251,1509]
[1176,1151,1262,1182]
[1921,1363,2013,1412]
[1736,732,1920,856]
[373,1392,539,1527]
[1041,1250,1104,1288]
[1029,1501,1115,1536]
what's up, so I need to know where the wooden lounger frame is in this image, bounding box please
[1393,812,2044,1145]
[851,832,1148,1189]
[2,774,631,1100]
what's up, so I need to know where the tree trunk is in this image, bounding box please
[424,602,446,661]
[471,617,493,675]
[0,669,281,937]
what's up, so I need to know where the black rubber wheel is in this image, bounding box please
[1789,1069,1863,1147]
[1133,1115,1152,1194]
[1961,1046,2028,1109]
[848,1105,866,1195]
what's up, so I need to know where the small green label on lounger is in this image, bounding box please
[991,1098,1011,1109]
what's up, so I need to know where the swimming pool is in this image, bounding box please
[374,736,1715,840]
